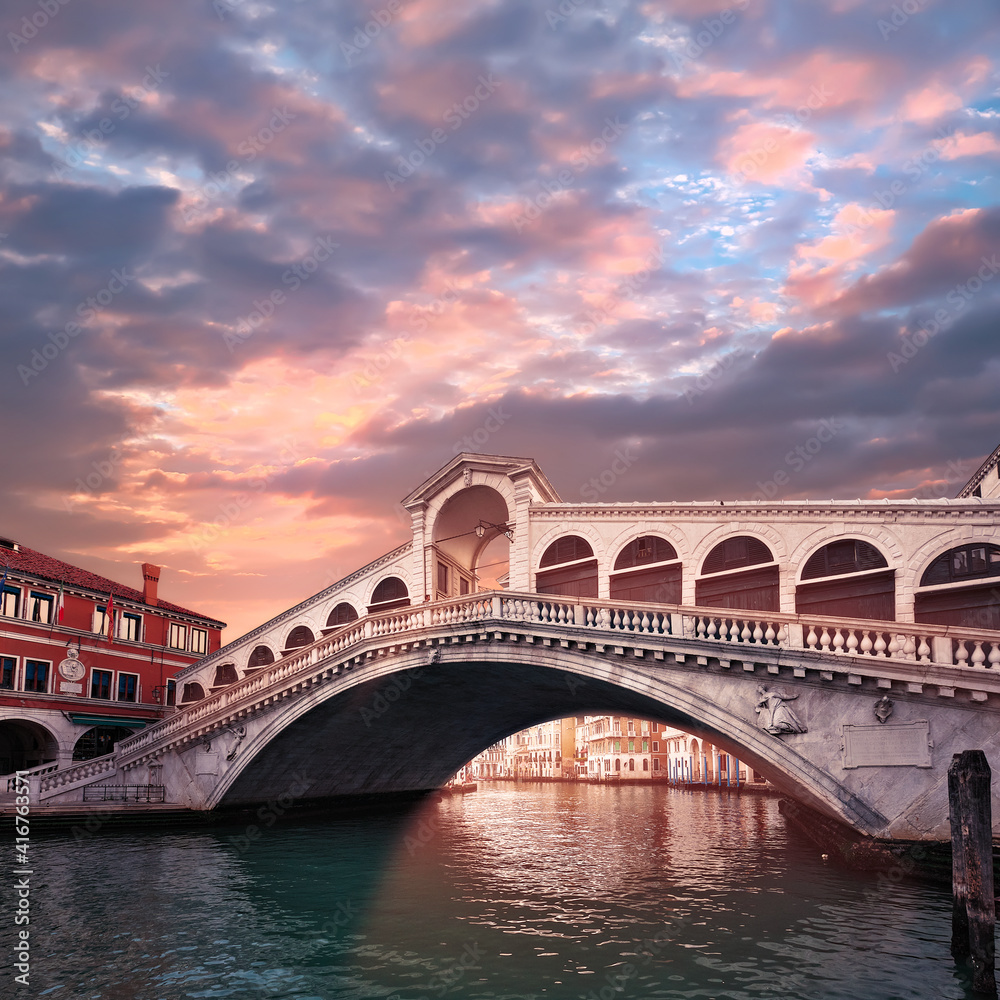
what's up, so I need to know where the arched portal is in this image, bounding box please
[696,536,778,612]
[0,719,58,774]
[915,543,1000,629]
[431,485,512,597]
[73,725,137,762]
[796,539,894,621]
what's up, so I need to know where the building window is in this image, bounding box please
[613,721,621,735]
[24,660,49,693]
[326,603,358,628]
[628,758,635,771]
[120,612,142,642]
[248,645,275,668]
[1,586,20,617]
[0,657,14,689]
[628,739,635,753]
[642,740,649,752]
[652,722,658,732]
[91,670,112,699]
[652,741,659,751]
[168,623,187,649]
[653,758,660,771]
[29,592,54,623]
[190,628,208,655]
[94,606,110,636]
[165,679,176,706]
[437,562,449,594]
[460,577,470,595]
[118,673,138,702]
[614,739,621,752]
[643,758,649,771]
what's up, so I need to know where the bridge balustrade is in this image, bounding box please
[45,588,1000,797]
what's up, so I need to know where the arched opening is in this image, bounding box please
[536,536,598,598]
[326,602,359,629]
[368,577,410,614]
[284,625,315,652]
[181,682,205,703]
[915,543,1000,629]
[610,535,681,604]
[642,758,649,771]
[431,485,512,597]
[696,536,778,612]
[614,758,621,772]
[72,725,136,762]
[628,758,635,772]
[247,645,275,669]
[211,663,238,691]
[796,539,894,621]
[0,720,58,774]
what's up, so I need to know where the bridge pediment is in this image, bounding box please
[401,453,561,509]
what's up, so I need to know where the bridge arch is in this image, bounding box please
[688,522,789,608]
[608,531,685,605]
[367,575,411,612]
[202,643,889,837]
[0,718,59,774]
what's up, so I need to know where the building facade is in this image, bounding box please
[0,538,225,777]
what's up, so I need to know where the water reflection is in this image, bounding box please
[14,784,981,999]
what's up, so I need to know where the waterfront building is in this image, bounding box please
[0,538,225,776]
[581,715,670,780]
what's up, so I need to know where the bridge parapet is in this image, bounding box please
[99,590,1000,773]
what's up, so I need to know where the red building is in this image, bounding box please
[0,537,225,776]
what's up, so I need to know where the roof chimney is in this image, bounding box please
[141,563,160,606]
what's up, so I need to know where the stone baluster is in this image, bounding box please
[874,633,887,658]
[819,627,832,652]
[955,640,970,667]
[971,641,987,668]
[752,622,764,643]
[764,623,776,644]
[989,644,1000,669]
[806,626,818,649]
[833,629,845,653]
[860,631,873,656]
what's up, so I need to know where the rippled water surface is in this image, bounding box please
[8,783,984,999]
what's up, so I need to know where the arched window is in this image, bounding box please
[247,645,275,669]
[614,758,621,772]
[796,539,894,621]
[536,536,598,598]
[916,544,1000,629]
[610,536,681,604]
[284,625,314,650]
[326,602,359,628]
[697,536,778,612]
[368,577,410,613]
[180,682,205,703]
[628,758,635,772]
[212,663,238,687]
[642,758,649,771]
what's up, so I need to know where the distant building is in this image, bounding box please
[580,715,669,780]
[0,538,225,777]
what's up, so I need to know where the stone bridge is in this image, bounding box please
[22,453,1000,842]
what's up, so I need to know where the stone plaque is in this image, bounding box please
[195,752,219,775]
[59,680,83,694]
[842,721,931,769]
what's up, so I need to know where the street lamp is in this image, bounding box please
[475,520,513,540]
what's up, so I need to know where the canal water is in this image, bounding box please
[7,783,984,999]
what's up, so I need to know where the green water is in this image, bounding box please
[4,783,982,998]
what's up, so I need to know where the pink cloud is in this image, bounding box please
[938,130,1000,160]
[719,119,815,185]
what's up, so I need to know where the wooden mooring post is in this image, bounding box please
[948,750,996,995]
